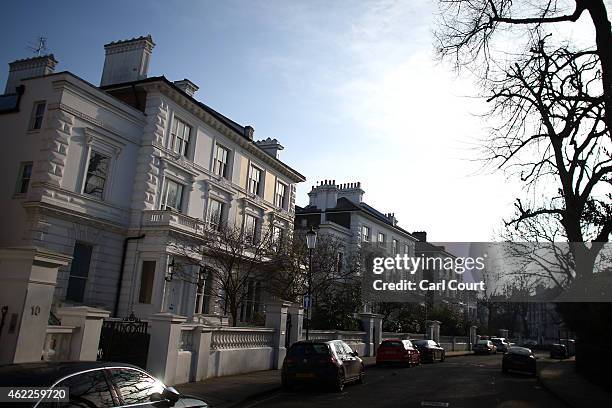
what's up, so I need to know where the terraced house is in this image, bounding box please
[0,35,305,323]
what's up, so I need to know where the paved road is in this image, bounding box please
[236,354,569,408]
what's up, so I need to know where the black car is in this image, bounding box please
[0,361,208,407]
[502,347,537,376]
[550,344,568,359]
[281,340,365,392]
[412,340,446,363]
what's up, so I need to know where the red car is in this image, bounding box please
[376,339,421,367]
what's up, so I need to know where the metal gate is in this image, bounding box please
[97,312,150,368]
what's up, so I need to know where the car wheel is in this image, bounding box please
[357,366,365,384]
[333,370,345,392]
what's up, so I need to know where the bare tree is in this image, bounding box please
[436,1,612,281]
[171,223,274,326]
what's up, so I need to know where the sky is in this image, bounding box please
[0,0,598,241]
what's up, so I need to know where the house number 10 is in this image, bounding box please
[31,305,41,316]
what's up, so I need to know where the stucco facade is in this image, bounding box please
[0,36,304,323]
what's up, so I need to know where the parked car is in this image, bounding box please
[281,340,364,392]
[0,361,208,407]
[550,344,568,359]
[376,339,421,367]
[473,340,497,354]
[522,339,538,348]
[491,337,510,353]
[412,340,445,363]
[502,346,537,376]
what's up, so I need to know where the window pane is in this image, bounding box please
[108,368,164,405]
[17,162,33,194]
[138,261,156,304]
[30,102,46,130]
[163,180,183,211]
[57,370,113,408]
[84,151,110,200]
[66,243,93,302]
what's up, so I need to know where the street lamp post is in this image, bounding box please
[305,227,317,341]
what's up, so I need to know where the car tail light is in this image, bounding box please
[285,357,296,365]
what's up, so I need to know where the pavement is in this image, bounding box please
[176,351,472,408]
[537,357,612,408]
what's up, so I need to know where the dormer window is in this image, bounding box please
[169,116,191,157]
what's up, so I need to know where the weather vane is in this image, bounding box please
[27,36,49,56]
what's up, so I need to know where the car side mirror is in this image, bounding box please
[352,350,359,357]
[152,387,181,407]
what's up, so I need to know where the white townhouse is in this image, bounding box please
[294,180,419,274]
[0,35,305,323]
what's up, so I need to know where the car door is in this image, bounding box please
[106,367,166,407]
[52,368,117,408]
[333,341,353,379]
[341,341,360,378]
[432,341,442,361]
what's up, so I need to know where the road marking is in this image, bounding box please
[421,402,450,407]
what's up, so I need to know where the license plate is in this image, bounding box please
[296,373,315,378]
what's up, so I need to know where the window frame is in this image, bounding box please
[248,164,262,196]
[15,161,33,195]
[213,143,230,178]
[29,101,46,130]
[83,150,111,201]
[207,198,225,231]
[66,242,94,303]
[361,225,371,242]
[169,115,191,158]
[161,178,184,212]
[378,232,385,245]
[243,213,259,243]
[275,180,287,209]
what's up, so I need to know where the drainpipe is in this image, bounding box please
[114,234,146,317]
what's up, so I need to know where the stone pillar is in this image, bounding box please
[287,303,303,345]
[191,326,211,382]
[499,329,509,339]
[57,306,110,361]
[426,320,441,343]
[359,312,383,356]
[469,326,478,350]
[0,247,71,364]
[147,313,186,386]
[265,301,291,369]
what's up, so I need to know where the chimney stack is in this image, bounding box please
[337,181,364,203]
[100,35,155,87]
[244,126,255,140]
[308,180,339,210]
[256,137,284,159]
[4,54,57,94]
[174,79,199,97]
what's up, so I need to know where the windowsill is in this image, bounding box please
[26,129,42,134]
[12,192,27,199]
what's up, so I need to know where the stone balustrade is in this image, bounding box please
[210,327,275,350]
[142,209,206,235]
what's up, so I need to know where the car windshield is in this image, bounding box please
[381,340,403,347]
[507,347,532,356]
[287,343,330,356]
